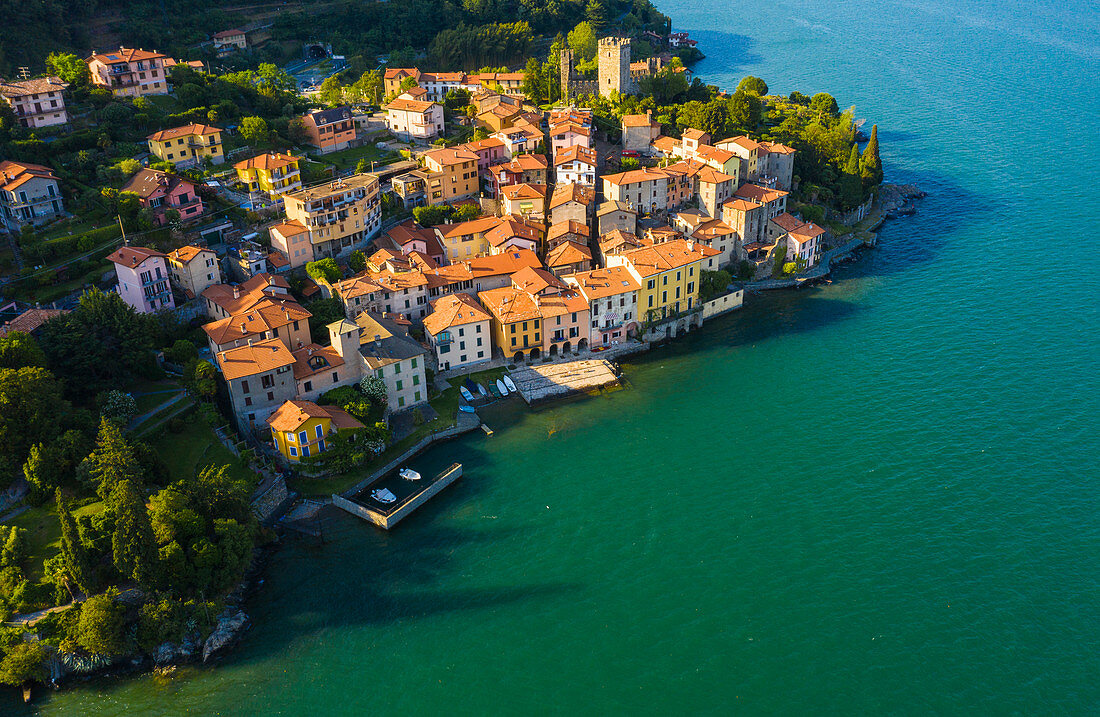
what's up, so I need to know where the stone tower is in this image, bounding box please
[560,47,576,102]
[597,37,632,98]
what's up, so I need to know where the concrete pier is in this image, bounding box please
[333,463,463,530]
[509,360,620,404]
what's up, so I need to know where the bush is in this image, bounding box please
[168,418,185,434]
[359,375,387,404]
[305,258,341,284]
[98,390,137,424]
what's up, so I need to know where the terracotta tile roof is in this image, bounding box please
[787,221,826,245]
[554,144,598,167]
[213,29,245,39]
[423,293,491,335]
[0,160,58,192]
[290,343,345,380]
[477,286,541,324]
[498,153,548,173]
[546,240,592,268]
[548,121,592,136]
[384,68,420,80]
[511,266,566,295]
[202,273,293,315]
[722,198,763,213]
[0,76,67,98]
[89,48,166,64]
[0,307,68,337]
[168,245,210,264]
[696,144,735,165]
[618,238,719,277]
[682,129,709,141]
[234,153,300,171]
[697,166,735,184]
[770,213,805,233]
[564,265,640,301]
[121,168,195,199]
[550,183,595,209]
[216,337,295,380]
[436,216,502,238]
[271,219,309,237]
[331,273,384,300]
[760,140,796,155]
[500,183,546,201]
[734,183,789,204]
[602,167,669,186]
[423,146,478,167]
[485,216,542,248]
[147,124,220,142]
[385,97,437,112]
[718,135,762,153]
[266,399,363,432]
[694,219,736,240]
[621,113,660,128]
[599,229,643,254]
[267,252,289,270]
[107,245,166,267]
[547,220,590,241]
[651,135,679,153]
[463,136,506,152]
[202,298,311,346]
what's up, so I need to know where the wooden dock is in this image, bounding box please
[332,463,462,530]
[508,360,620,404]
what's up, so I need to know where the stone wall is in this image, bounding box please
[702,289,744,320]
[251,476,290,523]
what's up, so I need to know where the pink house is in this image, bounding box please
[122,168,204,226]
[548,121,593,155]
[464,136,507,173]
[106,246,175,314]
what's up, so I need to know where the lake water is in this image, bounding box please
[13,0,1100,713]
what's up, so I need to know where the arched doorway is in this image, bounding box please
[578,338,588,351]
[513,350,525,363]
[563,341,571,355]
[548,344,558,357]
[676,320,687,336]
[530,347,541,359]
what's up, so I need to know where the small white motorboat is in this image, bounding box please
[496,379,509,395]
[459,386,474,401]
[371,488,397,503]
[502,375,517,393]
[399,467,421,481]
[477,382,488,397]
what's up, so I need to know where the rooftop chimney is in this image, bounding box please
[233,286,241,299]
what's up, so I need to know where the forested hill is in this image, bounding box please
[0,0,672,76]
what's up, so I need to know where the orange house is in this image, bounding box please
[300,107,357,154]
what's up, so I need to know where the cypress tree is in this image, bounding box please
[109,480,159,588]
[57,490,96,594]
[842,144,863,208]
[860,124,883,187]
[89,417,142,499]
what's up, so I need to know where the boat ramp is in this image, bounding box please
[508,359,620,404]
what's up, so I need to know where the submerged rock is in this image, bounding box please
[152,642,179,666]
[202,609,250,663]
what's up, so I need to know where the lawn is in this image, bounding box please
[145,413,258,487]
[9,501,104,582]
[127,378,183,416]
[316,143,402,171]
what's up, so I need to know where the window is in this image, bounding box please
[476,337,482,346]
[510,324,516,334]
[332,371,339,382]
[245,396,252,406]
[316,425,324,439]
[663,275,668,285]
[261,375,274,389]
[302,445,310,458]
[241,380,250,394]
[411,358,417,369]
[413,374,420,386]
[398,396,405,407]
[396,380,403,390]
[267,391,274,401]
[289,446,297,457]
[523,321,528,331]
[304,380,312,392]
[298,431,308,443]
[511,336,516,347]
[414,391,421,402]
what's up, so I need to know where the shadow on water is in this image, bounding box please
[685,29,763,69]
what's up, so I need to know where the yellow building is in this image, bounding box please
[477,285,542,362]
[421,146,479,205]
[147,124,224,168]
[606,238,718,323]
[266,400,364,462]
[234,153,302,198]
[282,173,382,260]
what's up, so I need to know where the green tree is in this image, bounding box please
[736,76,768,96]
[521,57,546,103]
[412,204,452,227]
[585,0,607,30]
[860,124,883,187]
[810,92,839,116]
[305,258,341,284]
[452,203,481,222]
[88,418,142,499]
[186,465,253,525]
[192,360,217,401]
[23,444,61,501]
[567,22,598,61]
[0,366,66,483]
[239,116,270,146]
[841,144,863,208]
[347,250,367,273]
[46,52,90,86]
[256,63,296,96]
[109,480,158,587]
[57,491,97,594]
[147,488,204,546]
[74,593,126,655]
[0,641,48,685]
[0,331,46,369]
[98,390,137,425]
[318,76,345,107]
[726,90,762,132]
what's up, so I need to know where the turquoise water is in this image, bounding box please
[13,0,1100,713]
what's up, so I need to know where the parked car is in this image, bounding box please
[621,149,640,158]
